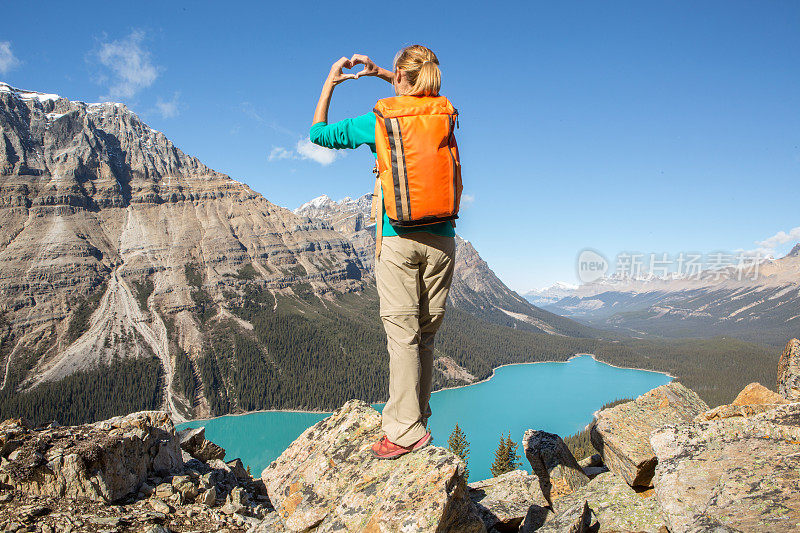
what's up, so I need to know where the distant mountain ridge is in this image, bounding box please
[528,247,800,345]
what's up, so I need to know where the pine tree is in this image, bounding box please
[490,432,521,477]
[504,434,522,470]
[447,424,470,479]
[490,434,510,477]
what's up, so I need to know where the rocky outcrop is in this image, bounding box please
[522,429,588,506]
[695,381,788,421]
[0,411,181,502]
[732,381,788,405]
[260,400,484,532]
[651,402,800,533]
[521,472,667,533]
[777,337,800,400]
[590,382,708,487]
[468,469,547,532]
[179,426,226,462]
[0,411,272,531]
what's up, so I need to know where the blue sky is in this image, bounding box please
[2,1,798,292]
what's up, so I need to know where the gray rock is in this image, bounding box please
[521,471,667,532]
[0,411,182,502]
[178,426,226,462]
[522,429,589,506]
[178,427,225,462]
[468,469,548,531]
[777,338,800,400]
[226,458,250,481]
[250,512,290,532]
[581,466,608,478]
[148,498,172,515]
[651,402,800,533]
[196,486,216,506]
[155,482,175,499]
[577,454,602,469]
[591,382,708,487]
[261,400,484,532]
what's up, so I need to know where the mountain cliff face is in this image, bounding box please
[0,83,369,421]
[0,83,594,424]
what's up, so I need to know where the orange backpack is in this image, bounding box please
[370,95,462,257]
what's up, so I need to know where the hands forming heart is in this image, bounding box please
[328,54,380,85]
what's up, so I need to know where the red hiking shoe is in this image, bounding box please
[371,431,432,459]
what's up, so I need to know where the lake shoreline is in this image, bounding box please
[180,353,675,425]
[435,352,676,393]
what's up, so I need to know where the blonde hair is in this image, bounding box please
[394,45,441,96]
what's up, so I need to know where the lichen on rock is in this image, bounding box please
[651,402,800,533]
[260,399,484,532]
[590,381,708,487]
[777,337,800,401]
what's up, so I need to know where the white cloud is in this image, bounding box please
[0,42,20,74]
[461,193,475,208]
[268,146,295,161]
[96,30,159,100]
[756,226,800,251]
[268,138,340,166]
[742,226,800,258]
[296,138,338,166]
[155,91,180,118]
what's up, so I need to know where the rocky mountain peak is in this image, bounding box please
[786,243,800,258]
[0,81,223,209]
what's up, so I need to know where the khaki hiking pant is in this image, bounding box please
[376,232,456,447]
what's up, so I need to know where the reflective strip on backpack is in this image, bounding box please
[384,117,411,221]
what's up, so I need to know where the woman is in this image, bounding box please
[310,44,458,459]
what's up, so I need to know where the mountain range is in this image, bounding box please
[0,82,592,424]
[527,246,800,346]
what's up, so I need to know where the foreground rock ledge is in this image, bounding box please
[591,382,708,487]
[260,400,484,532]
[651,402,800,533]
[0,411,182,502]
[777,337,800,401]
[521,471,667,533]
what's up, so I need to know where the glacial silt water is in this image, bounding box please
[178,354,671,481]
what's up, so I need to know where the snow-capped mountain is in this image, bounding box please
[524,282,579,306]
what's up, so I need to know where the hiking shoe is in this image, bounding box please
[371,431,432,459]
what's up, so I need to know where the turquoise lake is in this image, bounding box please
[178,355,671,482]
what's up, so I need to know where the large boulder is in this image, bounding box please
[522,429,589,505]
[590,382,708,487]
[651,402,800,533]
[178,426,226,462]
[732,381,789,406]
[260,400,485,532]
[695,382,789,422]
[777,338,800,400]
[468,469,547,532]
[0,411,182,503]
[520,472,666,533]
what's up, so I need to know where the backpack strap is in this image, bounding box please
[370,163,383,260]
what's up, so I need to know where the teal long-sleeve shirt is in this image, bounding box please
[309,112,455,238]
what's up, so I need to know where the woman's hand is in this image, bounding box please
[327,57,358,86]
[350,54,379,78]
[350,54,394,83]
